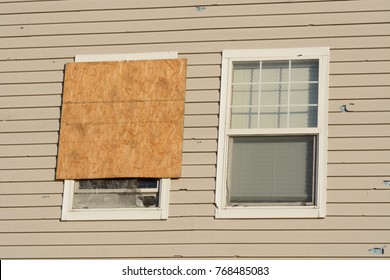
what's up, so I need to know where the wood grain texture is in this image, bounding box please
[56,59,187,179]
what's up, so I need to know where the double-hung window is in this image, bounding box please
[216,48,329,218]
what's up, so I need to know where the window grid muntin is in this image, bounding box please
[230,59,319,130]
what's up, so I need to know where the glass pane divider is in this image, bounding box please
[231,81,319,85]
[287,60,292,128]
[227,128,320,136]
[257,61,263,129]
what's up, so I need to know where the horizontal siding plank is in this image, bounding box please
[181,153,216,165]
[0,84,62,97]
[0,181,63,194]
[327,177,390,190]
[331,61,390,75]
[0,157,56,170]
[1,230,389,246]
[329,99,390,112]
[0,0,387,23]
[329,112,390,125]
[185,90,219,103]
[330,86,390,100]
[0,169,55,181]
[329,125,390,137]
[0,132,58,145]
[0,207,61,220]
[2,24,389,49]
[0,120,59,132]
[1,243,389,259]
[170,178,215,191]
[0,194,61,207]
[2,11,390,38]
[180,165,216,178]
[0,95,61,108]
[184,115,218,127]
[180,53,221,65]
[185,102,218,115]
[1,0,340,14]
[328,203,390,217]
[331,48,390,62]
[2,216,390,232]
[170,190,214,204]
[330,74,390,87]
[0,144,57,157]
[182,140,217,152]
[185,65,220,78]
[328,163,390,176]
[0,107,59,121]
[186,78,220,90]
[2,36,389,60]
[0,58,71,73]
[328,151,390,163]
[183,128,217,140]
[329,138,390,151]
[0,71,63,84]
[328,190,390,203]
[170,204,214,217]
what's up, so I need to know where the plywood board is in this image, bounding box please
[56,59,187,179]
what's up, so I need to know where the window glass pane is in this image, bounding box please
[228,136,315,205]
[259,106,288,128]
[232,61,260,83]
[290,83,318,105]
[231,107,259,129]
[260,84,288,106]
[231,84,259,106]
[291,60,319,82]
[261,61,289,83]
[73,179,159,209]
[289,106,318,128]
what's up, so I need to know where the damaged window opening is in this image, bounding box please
[59,51,184,220]
[73,178,160,209]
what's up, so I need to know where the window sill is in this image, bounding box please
[215,206,325,219]
[61,208,168,221]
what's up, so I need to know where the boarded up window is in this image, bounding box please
[56,58,187,179]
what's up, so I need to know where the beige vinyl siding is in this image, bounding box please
[0,0,390,259]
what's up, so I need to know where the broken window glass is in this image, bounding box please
[72,178,159,209]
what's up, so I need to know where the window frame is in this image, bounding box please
[60,52,178,221]
[215,47,329,219]
[62,178,170,220]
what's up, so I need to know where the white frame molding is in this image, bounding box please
[215,47,329,219]
[62,179,170,220]
[61,51,178,221]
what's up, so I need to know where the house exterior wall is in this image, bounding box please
[0,0,389,258]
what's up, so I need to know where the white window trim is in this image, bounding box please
[61,179,170,220]
[215,47,329,219]
[61,51,178,221]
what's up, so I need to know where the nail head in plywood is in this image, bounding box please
[56,59,187,179]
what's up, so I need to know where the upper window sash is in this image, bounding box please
[228,59,320,130]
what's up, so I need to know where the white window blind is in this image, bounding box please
[228,136,316,205]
